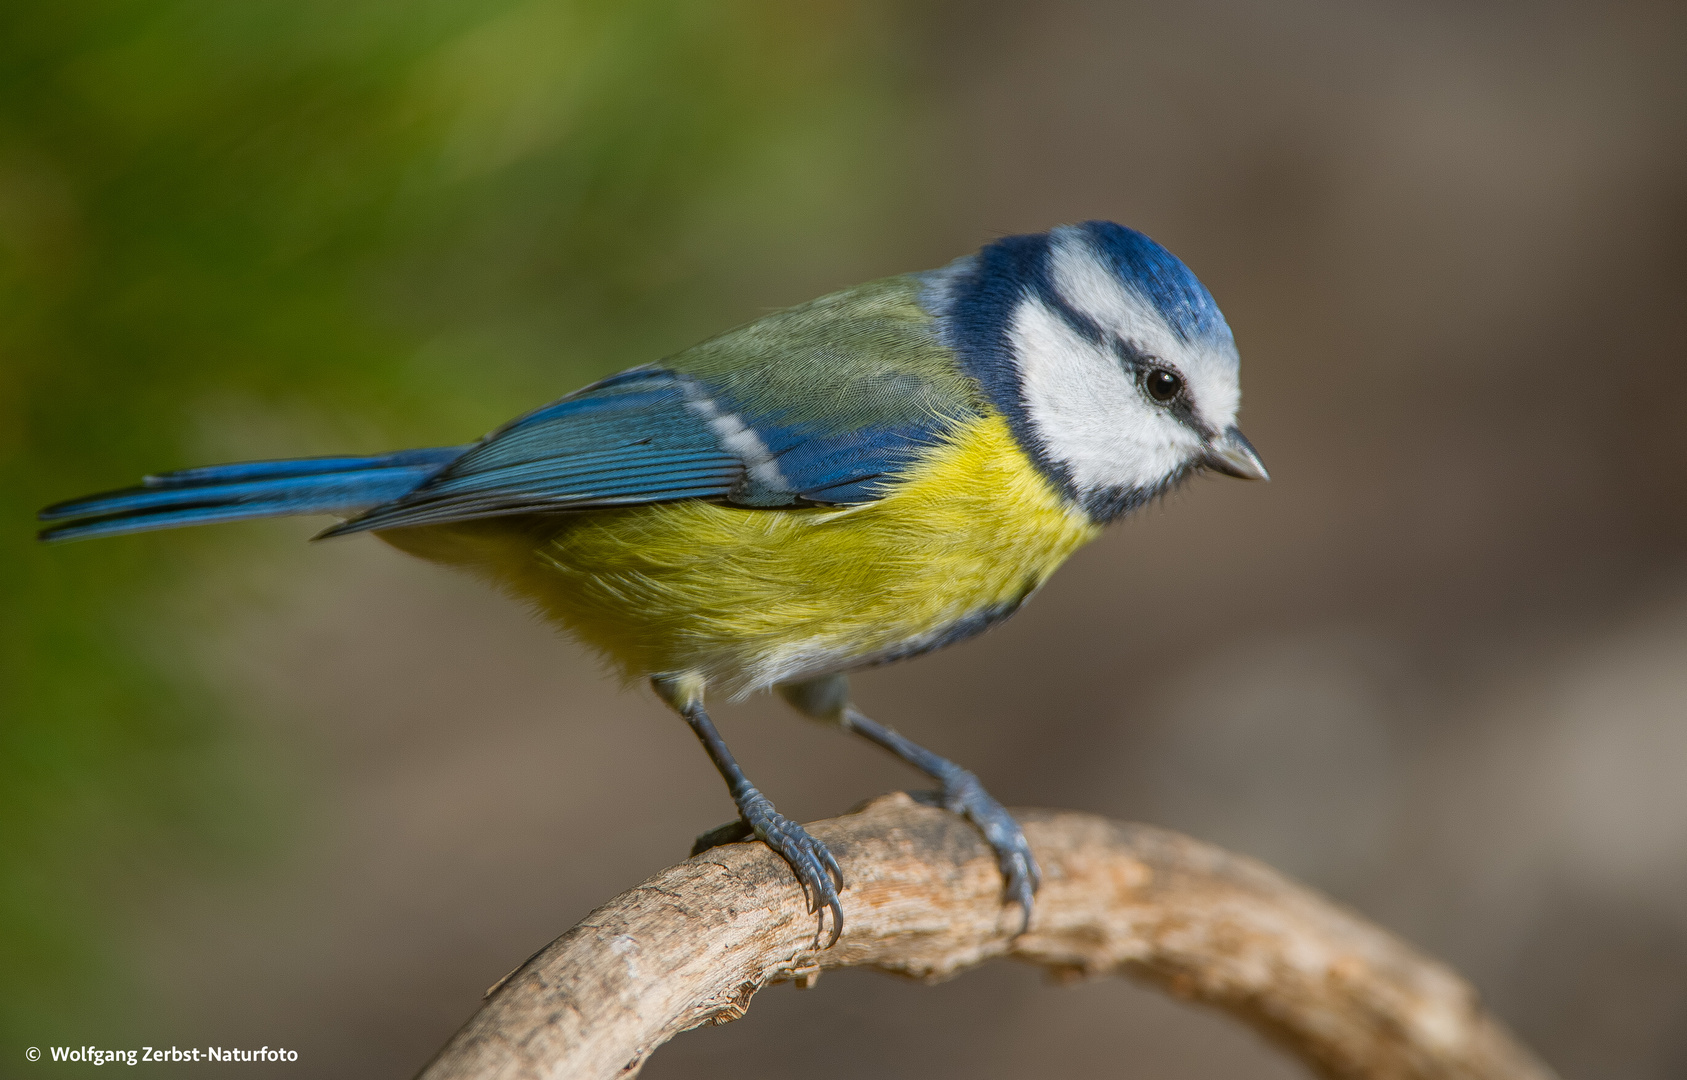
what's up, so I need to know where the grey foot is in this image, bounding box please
[821,694,1041,934]
[941,771,1040,932]
[666,688,847,947]
[737,787,844,947]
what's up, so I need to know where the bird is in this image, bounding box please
[40,221,1267,946]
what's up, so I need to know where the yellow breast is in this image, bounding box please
[383,412,1100,696]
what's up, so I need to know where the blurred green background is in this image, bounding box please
[2,0,914,1050]
[4,2,1686,1078]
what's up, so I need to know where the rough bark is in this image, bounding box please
[417,793,1557,1080]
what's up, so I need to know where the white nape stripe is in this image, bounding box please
[680,382,790,493]
[1010,295,1200,496]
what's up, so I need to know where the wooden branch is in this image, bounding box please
[417,792,1557,1080]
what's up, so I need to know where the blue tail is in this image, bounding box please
[38,446,471,542]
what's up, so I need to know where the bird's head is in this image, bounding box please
[926,220,1266,522]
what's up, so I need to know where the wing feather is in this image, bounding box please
[324,369,741,535]
[327,276,986,535]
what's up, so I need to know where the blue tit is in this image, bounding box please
[41,221,1267,944]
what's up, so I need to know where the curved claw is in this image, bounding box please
[737,788,846,947]
[943,772,1041,934]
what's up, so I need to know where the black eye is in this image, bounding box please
[1144,367,1183,403]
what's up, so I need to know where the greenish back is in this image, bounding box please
[667,275,986,433]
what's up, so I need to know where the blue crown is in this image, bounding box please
[927,222,1228,365]
[1070,221,1227,344]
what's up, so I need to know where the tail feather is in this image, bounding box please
[39,446,469,543]
[140,446,466,489]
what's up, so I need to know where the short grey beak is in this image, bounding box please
[1203,426,1269,481]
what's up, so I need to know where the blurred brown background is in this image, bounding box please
[6,1,1686,1077]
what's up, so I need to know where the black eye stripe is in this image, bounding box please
[1113,337,1154,368]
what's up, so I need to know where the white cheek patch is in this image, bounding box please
[1010,295,1201,495]
[1047,232,1243,432]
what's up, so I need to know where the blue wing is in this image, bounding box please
[324,368,744,534]
[42,275,984,541]
[328,356,966,535]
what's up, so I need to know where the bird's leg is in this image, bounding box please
[778,674,1040,933]
[842,705,1041,931]
[652,674,844,947]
